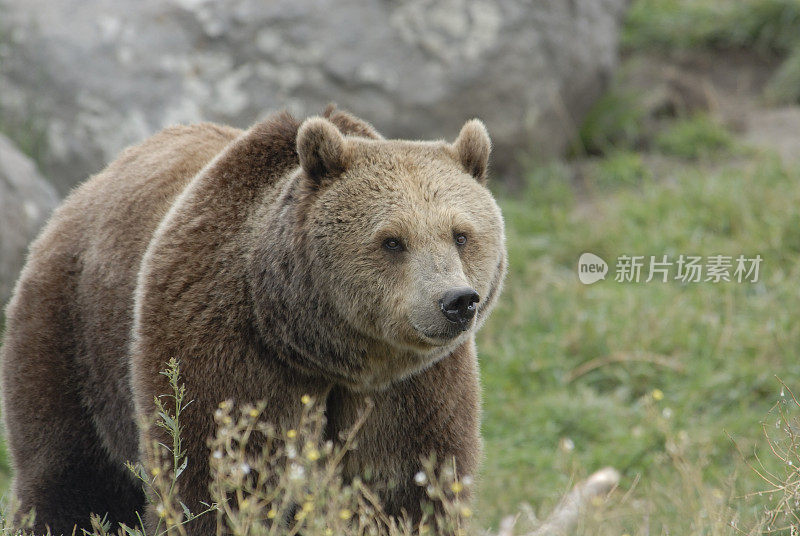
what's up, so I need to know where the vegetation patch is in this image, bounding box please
[478,145,800,532]
[622,0,800,55]
[576,90,648,156]
[653,115,735,159]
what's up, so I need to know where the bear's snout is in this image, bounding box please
[439,287,480,328]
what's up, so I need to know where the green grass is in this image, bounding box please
[476,150,800,532]
[623,0,800,54]
[623,0,800,109]
[594,151,654,189]
[654,115,736,159]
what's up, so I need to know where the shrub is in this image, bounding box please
[746,381,800,532]
[0,360,616,536]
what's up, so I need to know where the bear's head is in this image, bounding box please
[252,116,506,390]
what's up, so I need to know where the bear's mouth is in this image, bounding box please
[411,321,472,346]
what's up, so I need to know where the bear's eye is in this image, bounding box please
[454,233,468,246]
[383,237,405,252]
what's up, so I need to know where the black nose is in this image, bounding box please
[439,287,480,327]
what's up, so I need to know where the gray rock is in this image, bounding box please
[0,134,59,308]
[0,0,628,192]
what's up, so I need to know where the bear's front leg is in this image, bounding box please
[134,353,331,536]
[327,341,481,527]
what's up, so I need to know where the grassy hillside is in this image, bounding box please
[477,146,800,532]
[475,1,800,531]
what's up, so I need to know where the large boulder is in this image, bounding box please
[0,134,59,308]
[0,0,628,192]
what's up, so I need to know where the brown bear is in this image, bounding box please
[0,107,506,535]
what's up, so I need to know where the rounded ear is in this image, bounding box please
[323,103,384,140]
[452,119,491,183]
[297,116,348,186]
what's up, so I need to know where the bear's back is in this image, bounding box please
[2,122,241,464]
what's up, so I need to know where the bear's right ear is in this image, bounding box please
[452,119,491,184]
[297,117,349,187]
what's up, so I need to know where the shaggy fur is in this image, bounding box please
[1,108,506,535]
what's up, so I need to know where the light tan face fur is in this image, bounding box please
[298,118,506,368]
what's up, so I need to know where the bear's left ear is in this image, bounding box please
[452,119,491,184]
[297,116,349,187]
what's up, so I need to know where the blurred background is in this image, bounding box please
[2,0,800,533]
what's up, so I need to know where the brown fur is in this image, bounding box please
[1,109,506,535]
[451,120,492,184]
